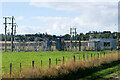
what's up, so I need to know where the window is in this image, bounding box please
[104,42,110,47]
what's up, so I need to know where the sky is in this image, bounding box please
[0,0,119,35]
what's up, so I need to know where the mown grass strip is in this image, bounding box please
[80,64,120,80]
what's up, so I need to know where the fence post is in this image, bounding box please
[63,56,64,64]
[83,54,85,60]
[56,58,57,65]
[87,54,89,59]
[79,55,80,60]
[10,63,12,77]
[98,53,99,58]
[93,54,95,60]
[104,52,105,56]
[100,53,102,58]
[20,63,21,73]
[32,61,34,69]
[74,55,75,62]
[94,54,96,57]
[91,53,92,59]
[41,60,42,69]
[100,53,101,58]
[49,58,51,68]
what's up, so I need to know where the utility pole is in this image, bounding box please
[4,18,7,52]
[70,28,72,51]
[3,16,17,52]
[14,25,17,35]
[11,16,14,52]
[3,17,11,52]
[75,28,77,51]
[14,25,17,52]
[79,33,81,51]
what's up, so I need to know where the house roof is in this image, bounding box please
[89,38,117,42]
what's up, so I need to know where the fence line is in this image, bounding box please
[9,52,110,76]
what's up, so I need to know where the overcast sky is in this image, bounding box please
[0,0,119,35]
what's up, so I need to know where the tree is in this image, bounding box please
[64,34,71,40]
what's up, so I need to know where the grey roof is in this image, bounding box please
[89,38,117,42]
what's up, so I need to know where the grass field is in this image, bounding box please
[2,50,119,79]
[2,50,116,73]
[79,63,120,80]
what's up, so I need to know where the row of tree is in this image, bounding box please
[0,31,120,41]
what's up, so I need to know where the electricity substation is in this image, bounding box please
[1,16,118,52]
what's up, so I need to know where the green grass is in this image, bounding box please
[2,50,117,75]
[78,62,120,80]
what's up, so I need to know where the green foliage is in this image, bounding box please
[1,31,119,41]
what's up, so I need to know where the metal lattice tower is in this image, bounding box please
[70,27,77,51]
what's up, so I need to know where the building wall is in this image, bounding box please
[88,39,117,51]
[1,40,88,51]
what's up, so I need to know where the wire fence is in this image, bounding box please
[8,52,107,77]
